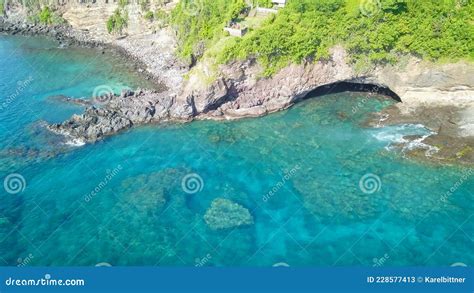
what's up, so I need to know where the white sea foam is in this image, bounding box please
[403,133,440,157]
[64,138,86,147]
[372,123,439,155]
[375,113,390,128]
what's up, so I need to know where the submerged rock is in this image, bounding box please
[117,168,189,214]
[204,198,253,230]
[120,174,168,213]
[46,95,92,106]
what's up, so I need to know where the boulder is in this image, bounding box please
[204,198,253,230]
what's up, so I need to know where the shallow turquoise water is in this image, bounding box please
[0,36,472,267]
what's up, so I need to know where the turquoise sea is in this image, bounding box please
[0,35,472,267]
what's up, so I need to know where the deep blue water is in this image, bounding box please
[0,35,472,267]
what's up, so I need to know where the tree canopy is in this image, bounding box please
[172,0,474,75]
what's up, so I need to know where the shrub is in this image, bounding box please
[106,9,128,34]
[171,0,247,59]
[39,6,53,25]
[253,0,272,7]
[118,0,128,8]
[144,10,154,21]
[217,0,474,75]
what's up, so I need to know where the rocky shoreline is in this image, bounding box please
[47,89,193,144]
[0,15,192,144]
[0,17,168,87]
[366,105,474,165]
[1,14,472,165]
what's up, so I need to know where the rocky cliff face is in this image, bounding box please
[61,2,118,42]
[2,2,473,162]
[178,47,354,119]
[47,43,474,157]
[60,1,185,91]
[178,46,474,123]
[174,47,474,164]
[61,1,176,41]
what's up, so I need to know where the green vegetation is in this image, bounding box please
[172,0,474,76]
[155,9,168,21]
[253,0,272,7]
[106,0,128,33]
[118,0,129,8]
[106,8,128,34]
[171,0,248,60]
[38,6,53,24]
[28,6,65,26]
[3,0,65,25]
[144,10,154,21]
[154,9,170,27]
[456,146,473,158]
[141,8,171,26]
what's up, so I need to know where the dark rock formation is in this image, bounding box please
[46,95,92,106]
[0,17,102,47]
[47,89,192,143]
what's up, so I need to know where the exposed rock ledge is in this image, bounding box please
[47,46,474,165]
[47,89,193,143]
[180,47,474,122]
[2,3,472,164]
